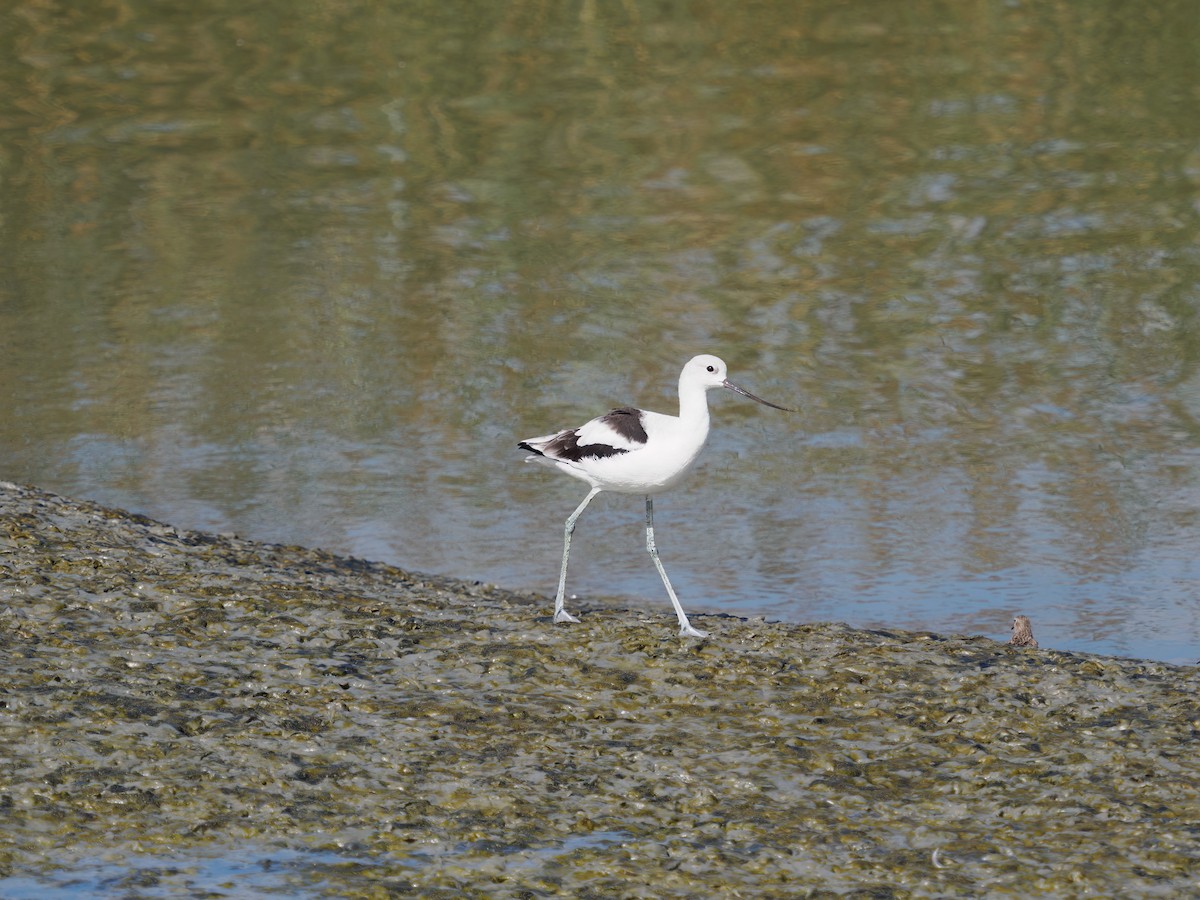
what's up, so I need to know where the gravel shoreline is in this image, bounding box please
[1,482,1198,896]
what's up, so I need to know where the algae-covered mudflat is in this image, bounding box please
[1,482,1198,897]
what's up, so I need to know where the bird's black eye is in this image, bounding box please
[706,365,715,372]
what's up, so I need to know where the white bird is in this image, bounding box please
[518,354,792,637]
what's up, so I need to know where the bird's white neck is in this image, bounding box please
[677,376,712,429]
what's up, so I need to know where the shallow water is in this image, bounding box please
[0,848,368,899]
[1,1,1199,661]
[0,832,639,900]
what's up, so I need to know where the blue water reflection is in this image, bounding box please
[1,1,1198,661]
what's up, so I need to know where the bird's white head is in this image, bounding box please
[683,354,794,411]
[684,354,730,389]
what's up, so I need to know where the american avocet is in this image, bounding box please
[518,354,792,637]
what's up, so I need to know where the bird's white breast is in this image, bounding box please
[581,410,710,494]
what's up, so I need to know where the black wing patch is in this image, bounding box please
[535,430,627,462]
[600,407,649,444]
[520,408,647,463]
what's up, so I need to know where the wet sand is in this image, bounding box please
[1,482,1198,897]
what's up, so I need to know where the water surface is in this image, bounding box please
[1,1,1198,661]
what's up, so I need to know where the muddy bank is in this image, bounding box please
[1,482,1197,897]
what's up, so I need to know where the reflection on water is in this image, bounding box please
[1,1,1198,661]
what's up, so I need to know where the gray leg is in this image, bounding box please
[645,496,707,638]
[554,486,601,624]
